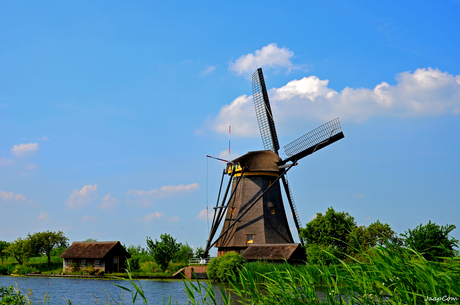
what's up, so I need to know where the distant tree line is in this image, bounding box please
[0,231,68,270]
[300,207,458,264]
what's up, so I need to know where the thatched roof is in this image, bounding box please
[242,243,305,261]
[60,241,130,259]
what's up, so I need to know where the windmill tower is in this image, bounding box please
[204,68,344,258]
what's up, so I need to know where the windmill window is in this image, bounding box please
[81,260,86,267]
[246,234,254,244]
[271,207,275,214]
[232,208,235,215]
[94,260,100,267]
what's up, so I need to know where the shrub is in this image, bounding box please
[207,252,244,282]
[86,265,96,275]
[305,244,340,265]
[168,261,188,274]
[127,257,140,272]
[401,221,458,261]
[14,265,35,275]
[71,262,79,272]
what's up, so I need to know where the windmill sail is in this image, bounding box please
[252,68,280,153]
[283,117,344,164]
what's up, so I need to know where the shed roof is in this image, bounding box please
[60,241,130,259]
[242,243,304,260]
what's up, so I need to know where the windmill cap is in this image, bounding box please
[232,150,281,173]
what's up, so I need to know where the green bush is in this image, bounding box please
[0,264,12,275]
[207,252,244,282]
[127,257,141,271]
[86,265,96,275]
[305,244,340,265]
[14,265,35,275]
[401,221,458,261]
[168,261,188,274]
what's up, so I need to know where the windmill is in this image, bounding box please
[204,68,344,258]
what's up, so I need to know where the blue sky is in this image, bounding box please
[1,1,459,254]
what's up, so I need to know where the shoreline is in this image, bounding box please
[1,273,181,281]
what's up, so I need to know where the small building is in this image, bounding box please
[241,243,306,264]
[60,241,131,273]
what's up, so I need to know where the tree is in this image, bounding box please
[401,221,458,261]
[0,241,10,265]
[300,207,357,257]
[28,231,69,270]
[348,220,401,255]
[146,233,181,271]
[300,207,399,262]
[175,242,193,264]
[3,238,31,265]
[195,246,205,258]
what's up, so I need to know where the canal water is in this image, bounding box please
[0,276,226,304]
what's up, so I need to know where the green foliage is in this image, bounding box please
[0,241,10,265]
[13,265,36,275]
[86,265,96,275]
[3,238,32,265]
[124,244,146,256]
[111,259,148,304]
[207,252,244,282]
[28,231,69,270]
[50,246,67,257]
[175,242,193,264]
[146,233,181,271]
[127,257,140,271]
[222,244,460,305]
[71,262,79,272]
[301,207,399,261]
[401,221,459,260]
[300,207,356,258]
[305,244,340,265]
[83,238,98,242]
[195,246,205,258]
[0,286,28,305]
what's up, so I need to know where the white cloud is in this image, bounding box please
[99,193,118,210]
[201,94,258,137]
[65,184,98,209]
[37,212,50,220]
[205,68,460,136]
[196,208,214,221]
[136,212,164,223]
[364,216,372,221]
[229,43,299,76]
[25,164,38,171]
[0,157,15,168]
[81,214,97,222]
[200,65,217,75]
[354,194,365,199]
[11,143,39,156]
[169,216,180,222]
[0,190,34,204]
[309,214,317,221]
[126,183,200,198]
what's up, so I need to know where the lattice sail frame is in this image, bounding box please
[252,69,280,153]
[284,117,343,157]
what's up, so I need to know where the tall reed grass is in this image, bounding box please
[185,244,460,304]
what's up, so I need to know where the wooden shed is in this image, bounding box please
[241,243,306,264]
[60,241,131,273]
